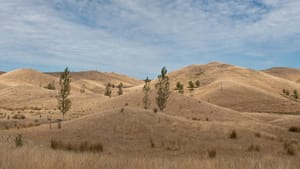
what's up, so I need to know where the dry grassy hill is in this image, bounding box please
[263,67,300,83]
[3,89,299,158]
[47,71,142,86]
[0,69,57,88]
[0,64,300,168]
[168,62,300,113]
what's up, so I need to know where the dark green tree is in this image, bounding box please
[143,77,151,109]
[118,82,124,96]
[57,67,71,118]
[155,67,170,111]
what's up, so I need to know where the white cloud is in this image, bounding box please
[0,0,300,77]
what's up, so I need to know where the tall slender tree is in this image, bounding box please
[143,77,151,109]
[57,67,71,118]
[155,67,170,111]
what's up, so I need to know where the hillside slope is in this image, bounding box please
[168,62,300,113]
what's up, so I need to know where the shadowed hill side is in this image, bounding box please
[263,67,300,83]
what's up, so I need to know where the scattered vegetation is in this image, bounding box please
[282,89,290,96]
[143,77,151,109]
[50,139,103,153]
[57,67,72,118]
[229,130,237,139]
[12,113,26,120]
[155,67,170,111]
[105,83,112,98]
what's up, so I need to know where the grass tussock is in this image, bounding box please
[50,139,103,153]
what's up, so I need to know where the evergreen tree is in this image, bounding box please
[57,67,71,118]
[155,67,170,111]
[143,77,151,109]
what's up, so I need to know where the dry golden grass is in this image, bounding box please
[0,145,299,169]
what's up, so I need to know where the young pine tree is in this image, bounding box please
[155,67,170,111]
[57,67,71,119]
[118,82,124,96]
[143,77,151,109]
[105,83,112,98]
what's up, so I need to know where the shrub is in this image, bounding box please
[208,149,217,158]
[15,134,23,147]
[44,81,56,90]
[229,130,237,139]
[247,144,260,152]
[150,138,155,148]
[153,108,158,113]
[50,139,103,153]
[255,132,261,138]
[120,108,125,113]
[288,126,300,133]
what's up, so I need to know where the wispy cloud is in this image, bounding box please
[0,0,300,78]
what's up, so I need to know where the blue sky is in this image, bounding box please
[0,0,300,78]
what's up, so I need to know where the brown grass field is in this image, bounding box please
[0,62,300,168]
